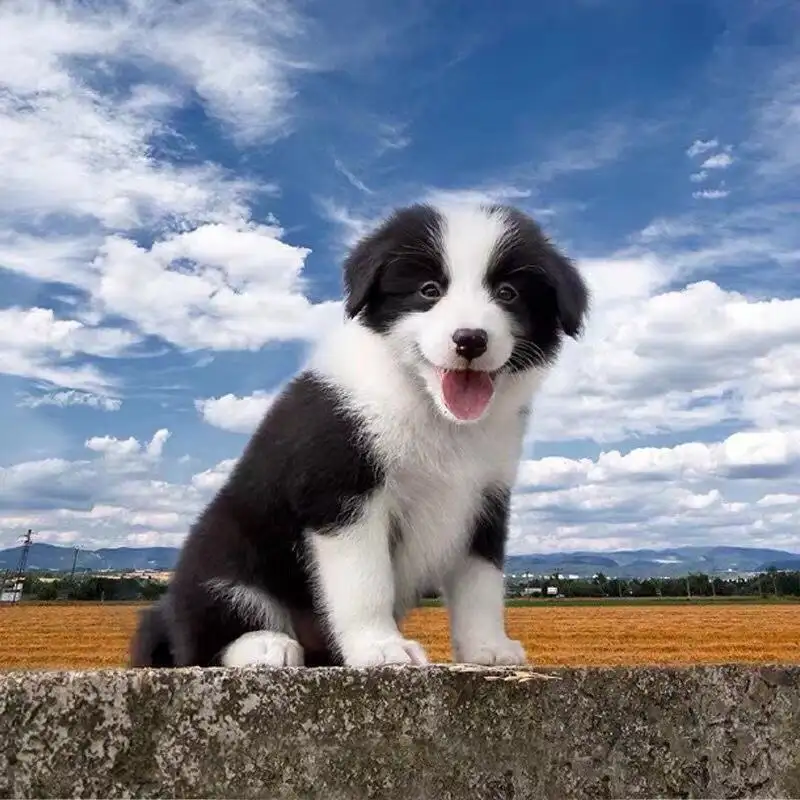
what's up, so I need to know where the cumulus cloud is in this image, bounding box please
[0,429,228,548]
[0,0,338,392]
[195,392,279,433]
[510,429,800,554]
[91,224,340,351]
[85,428,171,463]
[191,459,237,494]
[2,424,798,553]
[0,307,137,392]
[528,273,800,445]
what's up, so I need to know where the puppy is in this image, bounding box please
[130,202,588,669]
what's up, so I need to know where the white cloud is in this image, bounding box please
[91,223,340,351]
[757,494,800,508]
[692,187,730,199]
[0,0,338,393]
[333,158,373,194]
[376,121,412,153]
[85,428,171,462]
[423,185,533,209]
[321,186,555,257]
[317,199,384,250]
[191,459,237,493]
[518,429,800,490]
[0,307,137,392]
[0,430,230,549]
[2,426,798,553]
[528,266,800,444]
[509,429,800,554]
[687,138,719,157]
[689,170,708,182]
[17,390,122,412]
[532,120,634,183]
[751,62,800,183]
[632,201,800,278]
[196,391,279,433]
[141,1,306,145]
[145,429,171,459]
[0,231,101,288]
[701,152,734,169]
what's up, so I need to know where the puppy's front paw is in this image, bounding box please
[342,634,429,667]
[220,631,304,668]
[454,637,527,666]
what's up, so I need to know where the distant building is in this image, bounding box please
[0,580,24,603]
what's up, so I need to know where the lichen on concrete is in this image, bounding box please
[1,663,799,799]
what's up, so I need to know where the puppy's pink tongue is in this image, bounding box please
[440,369,494,420]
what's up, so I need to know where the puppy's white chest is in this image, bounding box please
[386,432,505,605]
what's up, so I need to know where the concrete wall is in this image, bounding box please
[1,663,799,799]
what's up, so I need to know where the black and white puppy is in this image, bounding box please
[130,202,588,669]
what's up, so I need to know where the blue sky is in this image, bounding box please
[1,0,799,555]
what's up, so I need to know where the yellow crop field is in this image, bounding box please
[1,601,799,671]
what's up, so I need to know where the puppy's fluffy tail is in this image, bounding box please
[129,597,175,668]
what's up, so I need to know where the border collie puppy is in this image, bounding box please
[130,202,588,669]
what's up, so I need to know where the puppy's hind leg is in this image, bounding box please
[205,580,305,668]
[220,630,304,667]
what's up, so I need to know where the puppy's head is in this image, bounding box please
[343,202,588,424]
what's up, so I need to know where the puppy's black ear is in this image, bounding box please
[342,233,385,319]
[544,243,589,339]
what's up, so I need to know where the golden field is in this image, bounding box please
[1,601,799,670]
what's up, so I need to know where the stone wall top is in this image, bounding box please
[1,663,799,799]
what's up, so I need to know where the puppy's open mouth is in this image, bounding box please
[433,367,495,421]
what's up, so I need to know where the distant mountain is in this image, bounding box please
[1,543,798,579]
[0,542,800,578]
[0,543,180,573]
[505,546,800,579]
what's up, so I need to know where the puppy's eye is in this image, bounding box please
[419,281,442,300]
[495,283,518,303]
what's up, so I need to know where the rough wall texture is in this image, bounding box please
[1,663,799,799]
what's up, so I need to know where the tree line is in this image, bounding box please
[506,567,800,599]
[17,574,168,602]
[8,567,800,603]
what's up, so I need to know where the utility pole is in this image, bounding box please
[15,530,34,578]
[685,575,692,599]
[10,529,34,603]
[70,547,80,582]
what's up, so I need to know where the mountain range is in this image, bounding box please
[1,543,799,579]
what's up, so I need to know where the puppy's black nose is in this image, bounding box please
[452,328,488,361]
